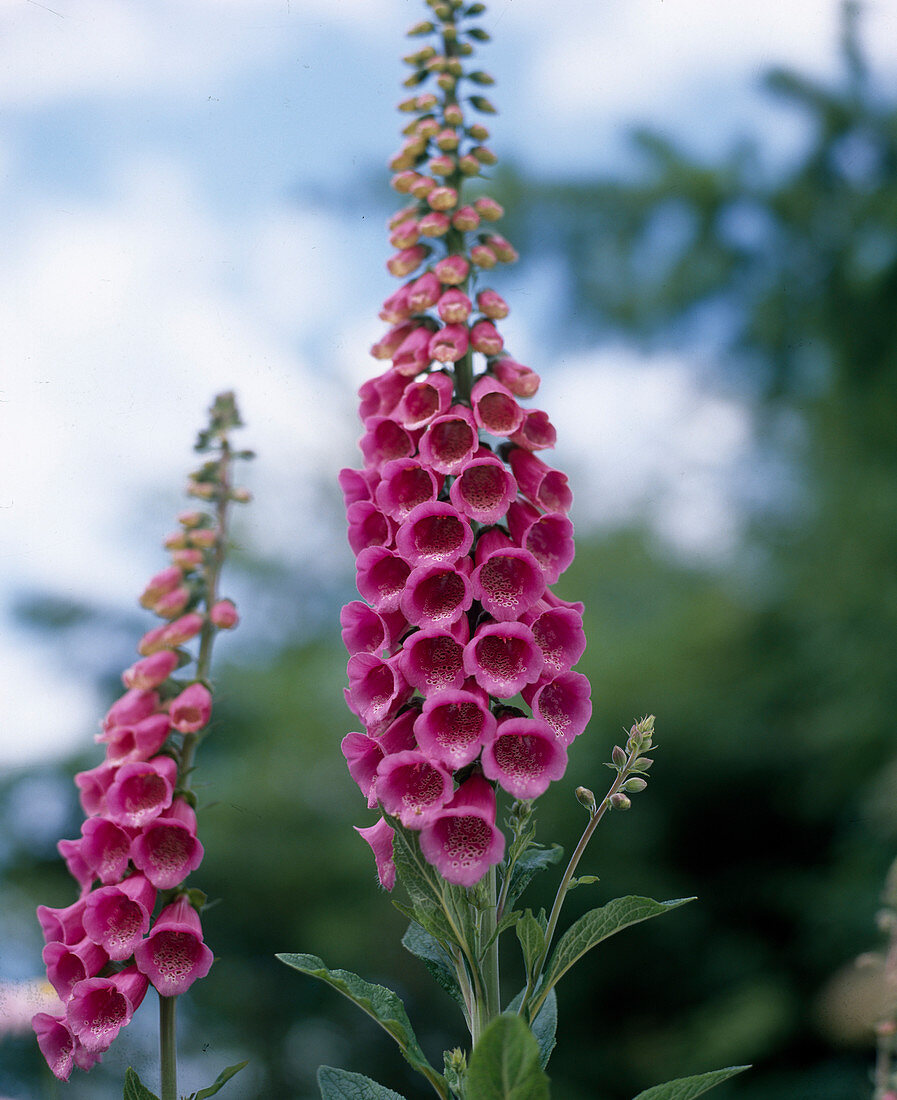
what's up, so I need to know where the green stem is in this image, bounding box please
[473,865,500,1045]
[159,995,177,1100]
[520,748,638,1019]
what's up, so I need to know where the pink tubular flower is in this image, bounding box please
[56,839,93,893]
[471,377,524,437]
[482,717,568,799]
[130,798,205,889]
[43,937,109,1002]
[37,899,88,946]
[67,965,149,1051]
[347,500,395,556]
[376,750,453,828]
[418,407,478,475]
[102,689,159,735]
[355,817,396,891]
[449,455,517,525]
[387,243,430,278]
[169,681,212,734]
[471,544,545,622]
[32,1013,83,1081]
[530,605,587,681]
[134,898,214,996]
[82,874,155,961]
[342,708,418,806]
[360,416,417,467]
[434,254,470,285]
[161,611,205,647]
[345,652,410,730]
[476,288,509,319]
[492,357,540,398]
[469,320,504,356]
[374,458,440,521]
[398,628,466,695]
[413,688,497,770]
[355,546,412,613]
[419,776,505,888]
[463,621,544,698]
[407,271,442,312]
[507,503,575,585]
[105,756,177,829]
[79,817,134,884]
[395,501,474,566]
[393,372,454,430]
[104,712,172,766]
[510,408,557,451]
[524,671,593,745]
[74,763,117,816]
[401,562,473,628]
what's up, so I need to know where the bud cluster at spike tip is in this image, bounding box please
[32,394,250,1082]
[341,2,592,891]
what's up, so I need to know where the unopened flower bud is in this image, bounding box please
[390,219,421,249]
[457,41,474,56]
[415,117,440,139]
[171,548,203,570]
[429,154,455,177]
[488,234,518,263]
[410,175,438,200]
[452,205,480,232]
[458,154,480,175]
[633,757,654,772]
[178,510,204,528]
[444,103,464,126]
[210,600,239,629]
[388,205,419,231]
[392,170,420,194]
[476,288,508,319]
[188,528,218,549]
[474,195,503,220]
[437,288,472,323]
[162,612,204,647]
[469,94,497,114]
[472,145,497,165]
[610,793,631,811]
[154,586,191,620]
[163,531,189,550]
[470,244,497,269]
[428,186,458,211]
[442,23,457,42]
[387,244,430,277]
[398,96,420,112]
[436,128,460,151]
[436,73,456,92]
[622,777,647,794]
[407,19,435,36]
[388,148,417,173]
[231,487,252,503]
[612,745,627,768]
[445,58,463,77]
[469,122,490,140]
[426,56,447,73]
[186,481,216,500]
[434,254,470,285]
[575,786,597,814]
[416,92,438,111]
[402,69,429,88]
[139,566,184,609]
[419,211,451,237]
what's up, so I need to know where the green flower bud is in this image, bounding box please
[468,70,495,85]
[575,786,597,814]
[469,94,496,113]
[407,20,436,36]
[622,777,648,794]
[610,793,631,811]
[612,745,627,768]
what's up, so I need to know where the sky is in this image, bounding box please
[2,0,897,768]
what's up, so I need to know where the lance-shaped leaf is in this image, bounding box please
[467,1015,550,1099]
[123,1069,159,1100]
[516,911,546,988]
[318,1065,408,1099]
[631,1065,750,1099]
[189,1061,250,1099]
[532,896,694,1015]
[402,922,465,1006]
[504,986,558,1070]
[277,953,446,1094]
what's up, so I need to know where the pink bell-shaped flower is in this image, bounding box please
[134,897,214,997]
[169,681,212,734]
[449,455,517,525]
[66,965,149,1052]
[463,621,544,698]
[418,407,478,475]
[43,937,109,1002]
[395,501,473,566]
[82,873,156,961]
[354,817,396,891]
[374,458,440,521]
[419,776,505,887]
[481,717,568,799]
[413,688,497,770]
[79,817,134,885]
[105,755,177,829]
[398,628,466,695]
[130,798,205,889]
[524,671,592,745]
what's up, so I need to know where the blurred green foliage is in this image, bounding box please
[4,5,897,1097]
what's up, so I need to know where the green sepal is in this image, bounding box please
[317,1066,408,1099]
[631,1065,751,1099]
[504,845,563,913]
[468,94,497,113]
[467,71,495,85]
[504,987,557,1071]
[532,897,694,1015]
[183,1061,249,1100]
[123,1068,160,1100]
[401,922,465,1006]
[466,1015,550,1099]
[276,953,446,1092]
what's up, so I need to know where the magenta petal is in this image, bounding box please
[401,562,472,628]
[33,1013,76,1081]
[471,377,524,437]
[449,457,517,525]
[43,937,110,1002]
[355,818,396,890]
[341,731,385,807]
[413,689,496,769]
[345,652,410,729]
[418,778,504,887]
[462,621,544,698]
[396,501,473,566]
[481,718,568,799]
[355,546,412,613]
[376,750,453,828]
[105,756,177,828]
[526,671,592,744]
[470,548,545,622]
[130,803,205,890]
[531,607,586,679]
[133,904,213,997]
[398,628,466,695]
[374,458,440,521]
[418,407,478,475]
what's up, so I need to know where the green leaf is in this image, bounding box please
[631,1065,751,1099]
[504,987,558,1070]
[567,875,599,892]
[481,908,522,955]
[123,1068,160,1100]
[317,1065,408,1099]
[466,1015,550,1099]
[505,846,563,912]
[535,896,694,1014]
[516,911,545,987]
[190,1061,249,1099]
[277,953,445,1091]
[391,824,455,944]
[402,922,465,1006]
